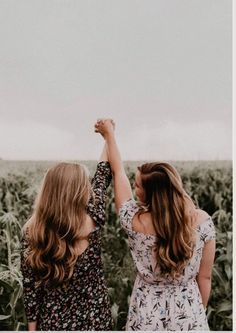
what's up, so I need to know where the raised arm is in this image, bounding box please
[98,143,109,162]
[95,119,133,212]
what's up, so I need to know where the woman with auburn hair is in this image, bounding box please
[21,144,113,331]
[95,119,216,331]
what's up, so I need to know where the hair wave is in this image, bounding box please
[138,162,196,278]
[25,162,91,287]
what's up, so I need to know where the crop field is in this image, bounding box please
[0,160,232,330]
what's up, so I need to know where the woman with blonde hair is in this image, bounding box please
[95,119,216,331]
[21,144,113,331]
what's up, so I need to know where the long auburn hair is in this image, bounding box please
[138,162,196,278]
[24,162,91,287]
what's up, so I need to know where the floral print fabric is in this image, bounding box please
[21,161,113,331]
[119,199,216,331]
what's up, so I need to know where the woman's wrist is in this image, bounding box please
[104,131,115,142]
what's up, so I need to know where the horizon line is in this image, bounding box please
[0,158,232,162]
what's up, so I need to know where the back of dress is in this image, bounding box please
[119,199,216,331]
[21,162,113,331]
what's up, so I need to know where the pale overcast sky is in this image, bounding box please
[0,0,232,160]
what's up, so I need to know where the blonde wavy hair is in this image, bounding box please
[138,162,196,279]
[24,162,91,287]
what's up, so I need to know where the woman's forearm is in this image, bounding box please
[28,321,37,331]
[105,133,125,176]
[98,143,109,162]
[95,119,133,210]
[197,276,212,308]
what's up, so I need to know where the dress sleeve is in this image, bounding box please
[20,233,43,322]
[87,161,112,226]
[201,217,216,243]
[119,199,139,234]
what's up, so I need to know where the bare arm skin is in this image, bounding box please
[28,321,37,331]
[95,119,133,212]
[196,239,215,308]
[98,143,109,162]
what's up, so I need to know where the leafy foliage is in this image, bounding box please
[0,161,232,330]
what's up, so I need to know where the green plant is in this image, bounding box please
[0,212,26,330]
[0,161,232,330]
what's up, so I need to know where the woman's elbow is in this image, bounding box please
[197,274,212,283]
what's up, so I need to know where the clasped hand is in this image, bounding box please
[94,118,115,138]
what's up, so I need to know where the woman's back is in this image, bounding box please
[21,161,113,331]
[94,119,216,331]
[119,199,215,331]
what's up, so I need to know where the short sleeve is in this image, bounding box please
[87,161,112,226]
[119,199,139,233]
[21,233,43,321]
[201,217,216,243]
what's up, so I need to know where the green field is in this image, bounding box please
[0,160,232,330]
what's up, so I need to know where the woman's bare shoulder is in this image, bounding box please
[192,209,211,228]
[132,212,157,235]
[23,216,34,233]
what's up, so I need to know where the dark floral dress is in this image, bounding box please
[21,161,113,331]
[119,199,216,331]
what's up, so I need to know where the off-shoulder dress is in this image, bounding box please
[119,199,216,331]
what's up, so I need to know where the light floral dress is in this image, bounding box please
[119,199,216,331]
